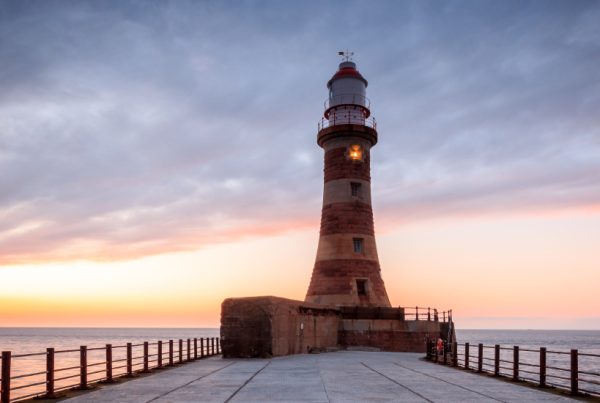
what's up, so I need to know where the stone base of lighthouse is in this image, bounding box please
[220,296,454,358]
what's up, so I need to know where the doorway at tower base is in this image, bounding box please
[220,296,455,358]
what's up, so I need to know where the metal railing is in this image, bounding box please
[0,337,221,402]
[403,306,452,323]
[425,341,600,398]
[318,115,377,131]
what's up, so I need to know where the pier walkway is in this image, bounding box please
[64,351,576,402]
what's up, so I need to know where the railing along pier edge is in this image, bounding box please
[0,336,221,403]
[425,340,600,399]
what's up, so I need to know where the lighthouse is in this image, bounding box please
[221,55,455,358]
[305,55,391,307]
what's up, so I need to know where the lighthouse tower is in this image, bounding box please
[221,55,455,358]
[305,55,391,307]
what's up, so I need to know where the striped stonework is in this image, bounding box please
[306,124,391,307]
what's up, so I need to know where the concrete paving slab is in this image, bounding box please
[64,351,578,402]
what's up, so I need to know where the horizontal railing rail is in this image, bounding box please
[425,340,600,398]
[318,115,377,131]
[0,337,221,402]
[402,306,453,323]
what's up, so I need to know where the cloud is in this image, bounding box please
[1,1,600,264]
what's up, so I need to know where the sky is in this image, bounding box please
[1,0,599,329]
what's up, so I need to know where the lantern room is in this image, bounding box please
[324,60,371,126]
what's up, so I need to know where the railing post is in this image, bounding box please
[1,351,11,403]
[187,339,191,361]
[539,347,546,387]
[217,338,220,354]
[211,338,215,355]
[452,342,458,367]
[158,341,163,369]
[477,343,483,372]
[443,312,446,323]
[106,344,113,382]
[179,339,183,363]
[464,343,470,370]
[126,343,133,376]
[415,306,419,321]
[79,346,88,389]
[427,307,431,321]
[46,347,55,398]
[143,341,149,372]
[513,346,519,381]
[200,338,204,358]
[169,340,173,366]
[494,345,500,376]
[194,338,198,360]
[571,349,578,395]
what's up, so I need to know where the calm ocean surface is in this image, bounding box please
[456,328,600,351]
[0,327,220,355]
[1,327,598,354]
[0,328,598,399]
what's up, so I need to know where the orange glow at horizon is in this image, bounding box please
[1,211,599,329]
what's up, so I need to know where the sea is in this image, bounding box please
[0,328,598,400]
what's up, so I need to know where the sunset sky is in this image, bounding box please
[1,1,599,329]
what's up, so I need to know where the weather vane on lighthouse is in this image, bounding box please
[338,50,354,62]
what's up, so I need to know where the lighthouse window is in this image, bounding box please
[353,238,364,253]
[348,144,363,161]
[351,182,361,197]
[356,279,368,296]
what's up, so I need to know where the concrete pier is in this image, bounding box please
[64,351,576,402]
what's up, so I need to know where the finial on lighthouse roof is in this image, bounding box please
[338,50,354,62]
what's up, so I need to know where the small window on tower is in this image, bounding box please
[348,144,363,161]
[353,238,364,253]
[356,279,368,296]
[351,182,361,197]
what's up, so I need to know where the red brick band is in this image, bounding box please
[306,259,389,305]
[324,147,370,183]
[320,202,374,236]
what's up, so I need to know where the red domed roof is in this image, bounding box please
[327,63,368,88]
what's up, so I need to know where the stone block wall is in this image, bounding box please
[221,297,454,358]
[221,296,339,358]
[339,319,449,352]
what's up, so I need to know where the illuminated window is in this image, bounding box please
[356,279,368,296]
[353,238,363,253]
[348,144,363,161]
[351,182,361,197]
